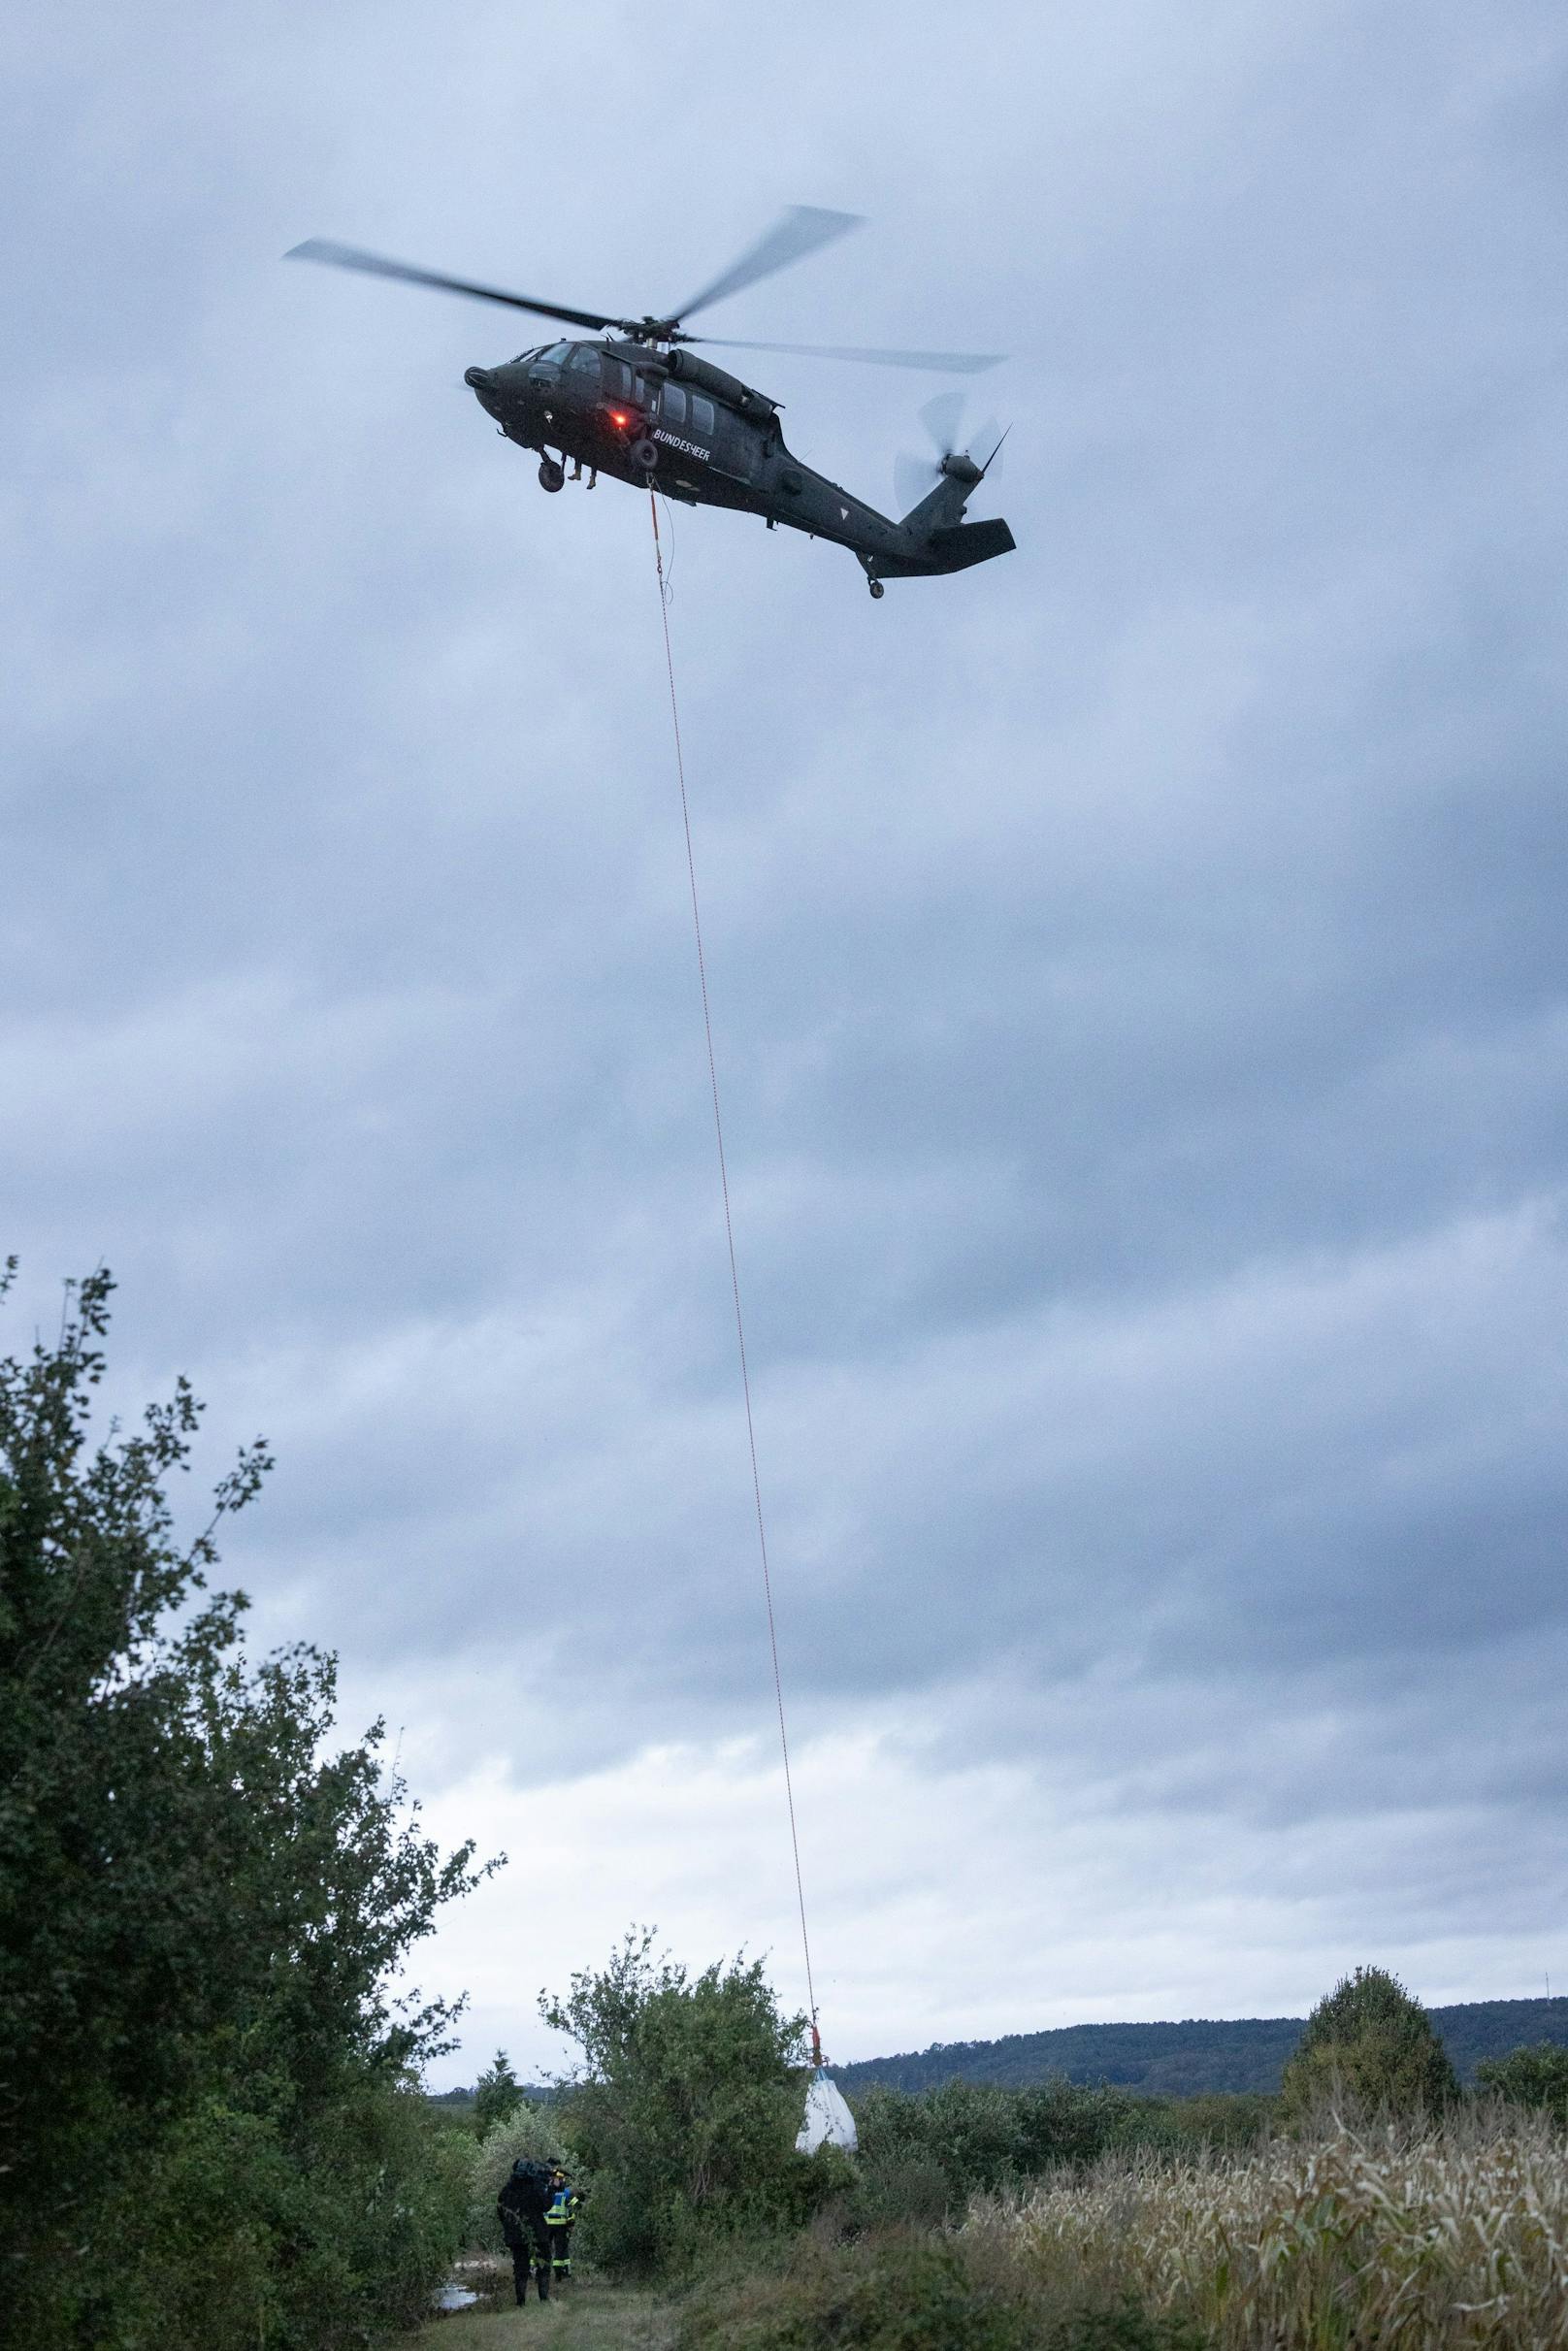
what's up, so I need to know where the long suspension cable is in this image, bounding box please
[647,490,822,2055]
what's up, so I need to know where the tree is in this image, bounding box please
[1279,1965,1458,2121]
[474,2046,528,2136]
[0,1263,499,2348]
[1476,2042,1568,2125]
[540,1927,833,2272]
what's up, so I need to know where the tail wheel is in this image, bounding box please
[630,437,658,473]
[868,579,885,600]
[538,456,565,493]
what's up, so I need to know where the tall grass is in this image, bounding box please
[967,2104,1568,2348]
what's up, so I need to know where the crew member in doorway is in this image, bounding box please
[545,2165,588,2282]
[497,2157,553,2304]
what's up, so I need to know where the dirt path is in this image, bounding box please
[400,2276,674,2351]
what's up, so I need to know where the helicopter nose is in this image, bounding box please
[465,366,493,392]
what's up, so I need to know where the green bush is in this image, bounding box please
[1160,2093,1273,2149]
[30,2070,473,2351]
[673,2230,1210,2351]
[1476,2041,1568,2124]
[846,2074,1204,2221]
[1278,1965,1458,2121]
[541,1928,843,2274]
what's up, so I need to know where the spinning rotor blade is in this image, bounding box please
[698,336,1003,374]
[896,397,1006,510]
[894,451,939,512]
[670,206,864,323]
[920,390,968,450]
[285,240,618,333]
[923,393,1004,467]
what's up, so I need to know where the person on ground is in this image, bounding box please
[497,2156,553,2305]
[544,2164,588,2284]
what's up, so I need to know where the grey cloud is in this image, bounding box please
[5,0,1567,2038]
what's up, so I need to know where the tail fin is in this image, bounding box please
[898,427,1011,549]
[926,516,1016,571]
[898,453,982,534]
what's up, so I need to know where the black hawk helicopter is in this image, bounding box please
[287,207,1014,599]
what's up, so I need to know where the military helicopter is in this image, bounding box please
[287,207,1014,600]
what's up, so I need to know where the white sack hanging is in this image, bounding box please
[796,2068,859,2154]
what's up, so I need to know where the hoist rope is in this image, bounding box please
[647,490,822,2055]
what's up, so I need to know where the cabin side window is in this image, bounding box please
[606,358,635,399]
[690,394,716,437]
[662,382,688,426]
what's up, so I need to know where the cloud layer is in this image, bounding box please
[4,0,1566,2074]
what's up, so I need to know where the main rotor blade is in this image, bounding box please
[696,336,1004,375]
[670,206,864,323]
[285,240,618,333]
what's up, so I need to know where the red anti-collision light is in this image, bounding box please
[606,408,631,427]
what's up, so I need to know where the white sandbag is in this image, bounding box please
[796,2067,859,2154]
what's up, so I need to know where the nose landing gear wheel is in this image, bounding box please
[538,457,565,493]
[868,578,885,600]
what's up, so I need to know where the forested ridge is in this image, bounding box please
[431,1998,1568,2110]
[830,1996,1568,2098]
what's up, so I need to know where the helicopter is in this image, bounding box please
[287,207,1014,600]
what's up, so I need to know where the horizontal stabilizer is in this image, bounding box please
[927,517,1016,572]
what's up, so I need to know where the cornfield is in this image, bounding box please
[965,2107,1568,2348]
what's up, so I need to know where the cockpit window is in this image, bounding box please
[568,344,602,375]
[535,342,571,367]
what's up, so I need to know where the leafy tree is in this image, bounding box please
[1279,1965,1457,2121]
[540,1926,833,2272]
[1476,2041,1568,2125]
[474,2046,527,2137]
[0,1263,498,2347]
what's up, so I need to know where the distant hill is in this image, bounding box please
[831,1997,1568,2100]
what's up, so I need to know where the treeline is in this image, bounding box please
[0,1268,495,2351]
[833,1995,1568,2099]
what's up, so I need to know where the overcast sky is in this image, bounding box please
[5,0,1566,2081]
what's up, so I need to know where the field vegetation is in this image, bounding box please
[667,2102,1568,2350]
[969,2105,1568,2350]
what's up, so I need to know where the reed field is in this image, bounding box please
[966,2106,1568,2349]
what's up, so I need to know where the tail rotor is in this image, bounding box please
[895,393,1006,514]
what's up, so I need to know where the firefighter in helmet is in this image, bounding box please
[543,2163,588,2282]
